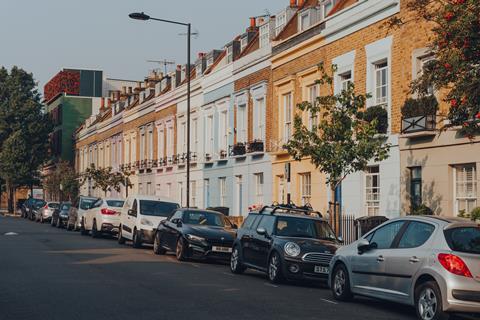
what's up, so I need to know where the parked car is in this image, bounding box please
[84,198,125,238]
[154,208,237,261]
[21,198,44,219]
[329,216,480,320]
[51,202,72,228]
[29,199,46,221]
[230,204,341,284]
[66,196,98,232]
[35,201,59,223]
[118,195,179,248]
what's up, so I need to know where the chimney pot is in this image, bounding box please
[107,98,112,107]
[176,64,182,71]
[100,97,105,109]
[290,0,297,8]
[250,17,256,28]
[298,0,305,6]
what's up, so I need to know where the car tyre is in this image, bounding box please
[91,220,99,238]
[153,232,166,255]
[117,226,126,245]
[175,237,187,261]
[267,252,283,284]
[132,229,142,248]
[331,263,353,301]
[415,281,449,320]
[80,219,88,236]
[230,246,246,274]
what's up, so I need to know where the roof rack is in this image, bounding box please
[259,203,322,218]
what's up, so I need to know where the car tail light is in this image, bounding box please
[44,205,49,209]
[101,208,116,215]
[438,253,473,278]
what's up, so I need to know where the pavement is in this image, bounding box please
[0,215,419,320]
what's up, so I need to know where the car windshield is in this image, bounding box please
[80,198,97,210]
[34,200,46,209]
[444,227,480,254]
[61,204,71,211]
[139,200,179,217]
[48,203,59,209]
[183,211,226,227]
[106,200,124,208]
[275,216,337,240]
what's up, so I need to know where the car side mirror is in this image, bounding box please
[232,223,238,229]
[357,238,371,254]
[337,236,344,244]
[176,220,183,228]
[256,227,267,236]
[128,209,137,217]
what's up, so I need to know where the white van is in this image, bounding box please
[118,195,180,248]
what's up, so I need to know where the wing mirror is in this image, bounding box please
[256,227,267,236]
[337,236,344,244]
[357,238,371,254]
[128,209,137,217]
[175,219,183,228]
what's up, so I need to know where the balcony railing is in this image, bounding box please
[401,114,436,134]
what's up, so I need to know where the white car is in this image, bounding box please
[84,198,125,238]
[118,195,180,248]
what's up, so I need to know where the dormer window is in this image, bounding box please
[275,12,287,37]
[207,56,214,68]
[226,45,234,63]
[299,10,311,32]
[322,0,337,19]
[196,64,203,76]
[240,35,249,52]
[259,23,270,48]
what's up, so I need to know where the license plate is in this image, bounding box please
[314,266,329,274]
[212,246,232,253]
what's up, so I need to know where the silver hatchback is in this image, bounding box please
[329,216,480,320]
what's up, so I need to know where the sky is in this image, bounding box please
[0,0,286,93]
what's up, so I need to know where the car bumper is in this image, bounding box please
[283,258,330,281]
[187,241,233,261]
[442,272,480,313]
[101,223,119,234]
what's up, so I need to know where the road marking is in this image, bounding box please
[222,272,235,277]
[320,298,338,305]
[221,288,240,292]
[4,232,18,236]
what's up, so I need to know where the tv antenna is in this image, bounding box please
[147,59,176,74]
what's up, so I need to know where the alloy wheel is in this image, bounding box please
[268,254,279,281]
[418,288,438,320]
[334,268,346,297]
[230,248,239,271]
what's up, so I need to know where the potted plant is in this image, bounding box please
[232,143,246,156]
[357,106,389,134]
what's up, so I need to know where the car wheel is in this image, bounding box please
[153,232,166,255]
[268,252,283,284]
[80,219,88,236]
[415,281,448,320]
[117,226,126,245]
[332,263,353,301]
[132,229,142,248]
[175,237,187,261]
[91,220,99,238]
[230,246,246,274]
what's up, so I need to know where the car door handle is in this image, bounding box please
[377,255,385,262]
[409,256,420,263]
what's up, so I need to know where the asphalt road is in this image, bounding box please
[0,215,417,320]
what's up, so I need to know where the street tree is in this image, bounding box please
[285,63,391,224]
[43,161,80,201]
[389,0,480,138]
[82,164,131,197]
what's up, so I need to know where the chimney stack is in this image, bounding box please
[122,86,127,95]
[128,87,132,94]
[290,0,297,8]
[298,0,305,7]
[250,17,256,28]
[107,98,112,108]
[100,97,105,109]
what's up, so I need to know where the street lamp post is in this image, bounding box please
[129,12,191,208]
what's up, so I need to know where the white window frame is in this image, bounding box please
[191,117,198,155]
[253,96,266,141]
[259,23,270,48]
[139,127,145,162]
[275,11,287,36]
[157,125,165,160]
[226,45,233,64]
[190,180,197,208]
[283,93,293,143]
[205,113,214,156]
[166,123,174,158]
[147,126,153,161]
[323,0,336,19]
[300,172,312,205]
[219,110,229,152]
[340,71,352,92]
[374,60,389,106]
[307,84,319,129]
[298,11,311,32]
[219,177,227,206]
[254,173,264,204]
[236,103,247,144]
[365,166,380,216]
[454,164,477,215]
[240,36,248,52]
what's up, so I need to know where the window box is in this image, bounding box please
[247,140,264,153]
[401,96,438,135]
[357,104,389,134]
[230,143,246,156]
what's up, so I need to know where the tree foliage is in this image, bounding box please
[82,164,132,196]
[43,161,79,201]
[391,0,480,138]
[0,66,53,212]
[286,63,391,191]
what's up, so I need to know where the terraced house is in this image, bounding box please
[72,0,473,222]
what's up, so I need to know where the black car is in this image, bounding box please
[154,208,237,261]
[230,205,341,284]
[51,202,72,228]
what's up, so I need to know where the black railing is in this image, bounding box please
[401,114,436,134]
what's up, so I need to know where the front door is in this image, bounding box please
[251,215,276,269]
[351,221,406,297]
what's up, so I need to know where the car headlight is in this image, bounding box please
[140,218,153,226]
[186,234,205,243]
[284,242,301,257]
